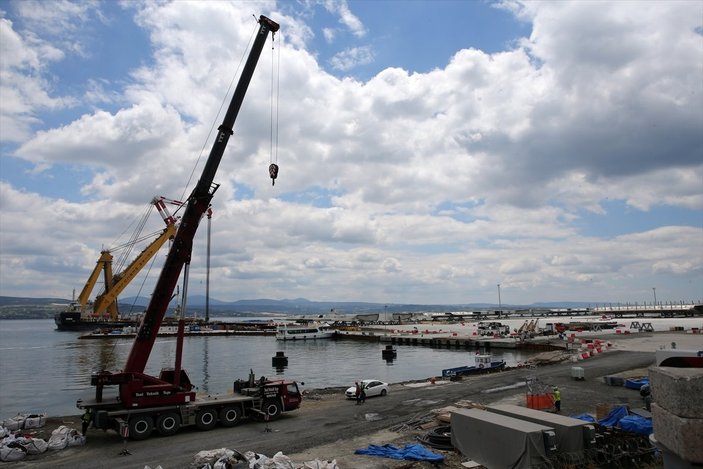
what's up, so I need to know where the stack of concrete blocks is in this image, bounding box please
[649,366,703,467]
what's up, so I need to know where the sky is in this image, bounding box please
[0,0,702,307]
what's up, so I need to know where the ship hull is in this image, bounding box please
[54,311,137,331]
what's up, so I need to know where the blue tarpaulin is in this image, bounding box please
[618,415,653,434]
[354,443,444,462]
[624,377,649,390]
[597,405,653,434]
[598,405,629,427]
[572,414,596,423]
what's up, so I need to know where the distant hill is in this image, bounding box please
[0,295,597,320]
[0,296,70,319]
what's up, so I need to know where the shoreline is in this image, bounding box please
[12,330,701,424]
[3,332,699,468]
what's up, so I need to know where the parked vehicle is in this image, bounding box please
[441,353,506,378]
[345,380,389,399]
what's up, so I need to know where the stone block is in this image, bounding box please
[652,403,703,464]
[649,366,703,418]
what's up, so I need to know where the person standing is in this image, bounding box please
[355,382,361,405]
[360,383,366,404]
[553,386,561,412]
[81,410,92,435]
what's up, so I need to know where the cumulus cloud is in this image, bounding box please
[329,45,374,71]
[322,0,366,38]
[0,1,701,304]
[0,15,70,141]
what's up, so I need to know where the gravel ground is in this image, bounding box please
[6,331,700,468]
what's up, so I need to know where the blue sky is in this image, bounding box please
[1,0,702,306]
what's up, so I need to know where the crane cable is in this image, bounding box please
[268,29,280,186]
[175,19,260,212]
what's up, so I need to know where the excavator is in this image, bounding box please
[76,15,299,440]
[54,196,181,331]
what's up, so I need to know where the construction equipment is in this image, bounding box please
[54,196,180,330]
[76,15,297,440]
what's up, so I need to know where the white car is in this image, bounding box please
[345,379,389,399]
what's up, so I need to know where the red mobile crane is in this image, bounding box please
[77,15,300,440]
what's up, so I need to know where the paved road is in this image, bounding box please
[16,350,655,468]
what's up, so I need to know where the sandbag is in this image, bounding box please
[2,415,26,431]
[20,437,48,455]
[68,432,86,446]
[23,414,47,429]
[194,448,235,467]
[0,444,27,462]
[47,425,71,450]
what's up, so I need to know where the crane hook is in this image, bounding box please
[269,163,279,186]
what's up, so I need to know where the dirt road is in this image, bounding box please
[11,347,659,469]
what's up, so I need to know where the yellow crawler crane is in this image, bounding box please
[91,223,178,321]
[55,196,181,329]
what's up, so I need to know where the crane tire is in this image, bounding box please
[219,406,242,427]
[129,415,154,440]
[195,408,217,431]
[156,412,181,436]
[264,399,282,420]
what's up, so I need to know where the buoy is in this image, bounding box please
[382,345,397,361]
[271,351,288,368]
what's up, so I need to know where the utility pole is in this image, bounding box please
[652,287,657,309]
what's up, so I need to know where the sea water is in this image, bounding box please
[0,319,532,417]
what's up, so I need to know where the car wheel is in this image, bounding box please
[195,408,217,431]
[156,412,180,436]
[129,415,154,440]
[380,389,387,396]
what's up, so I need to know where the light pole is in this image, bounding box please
[384,305,388,334]
[652,287,657,309]
[497,284,502,311]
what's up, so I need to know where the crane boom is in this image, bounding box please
[79,16,293,434]
[75,251,113,312]
[123,15,279,374]
[91,223,178,318]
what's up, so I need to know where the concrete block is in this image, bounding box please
[652,403,703,464]
[649,367,703,418]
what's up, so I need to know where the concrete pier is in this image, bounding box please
[333,329,565,351]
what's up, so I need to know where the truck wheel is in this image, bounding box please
[129,415,154,440]
[156,412,181,436]
[219,406,241,427]
[264,399,282,420]
[195,408,217,431]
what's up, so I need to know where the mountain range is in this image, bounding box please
[0,295,596,320]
